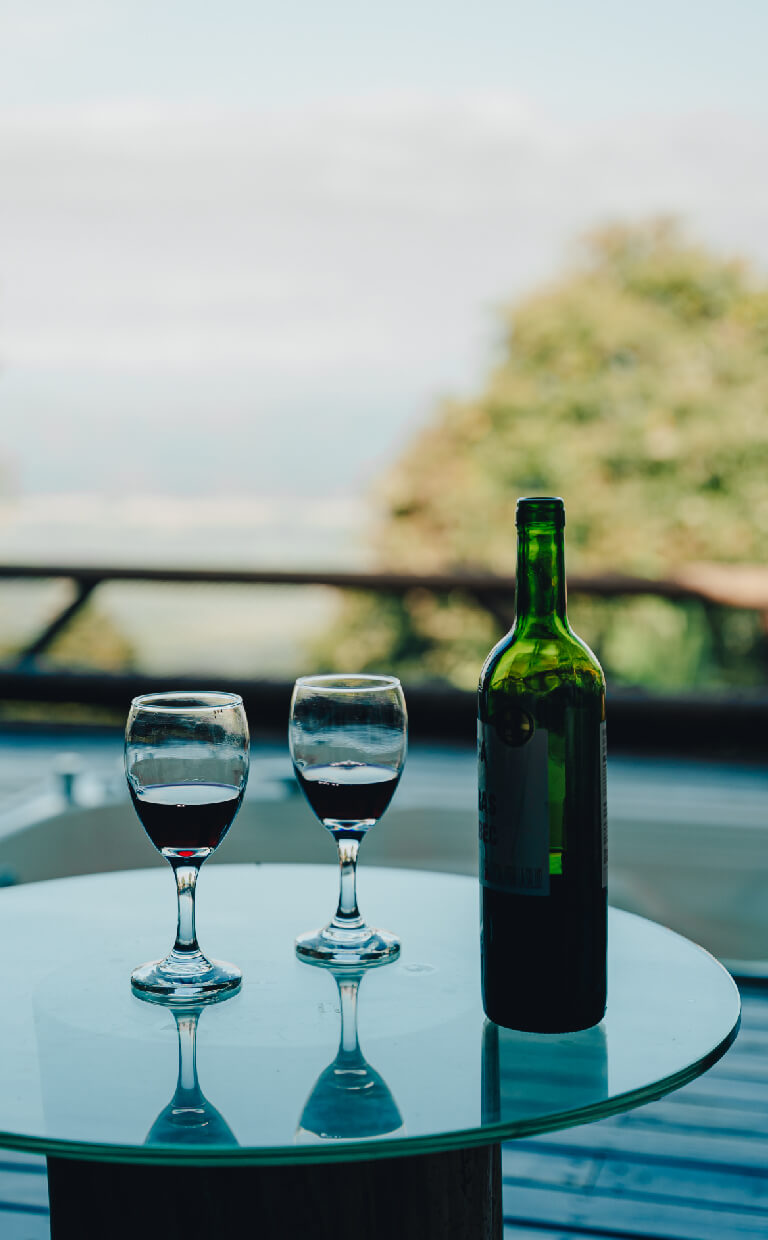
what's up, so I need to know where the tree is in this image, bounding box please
[314,221,768,690]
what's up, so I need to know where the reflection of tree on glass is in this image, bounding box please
[290,674,407,966]
[297,968,403,1142]
[146,1006,238,1148]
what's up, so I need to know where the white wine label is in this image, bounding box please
[600,720,608,889]
[478,719,550,896]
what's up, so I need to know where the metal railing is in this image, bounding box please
[1,561,767,755]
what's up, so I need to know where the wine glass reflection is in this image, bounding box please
[146,1005,237,1147]
[297,968,403,1142]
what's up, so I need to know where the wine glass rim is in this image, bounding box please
[294,673,402,694]
[130,690,244,712]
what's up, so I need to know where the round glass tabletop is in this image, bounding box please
[0,864,740,1165]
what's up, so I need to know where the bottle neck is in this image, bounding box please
[515,523,568,627]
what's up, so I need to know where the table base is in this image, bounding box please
[47,1144,501,1239]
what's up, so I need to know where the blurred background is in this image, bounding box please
[1,9,768,1236]
[1,0,768,712]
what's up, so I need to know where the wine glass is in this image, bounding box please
[289,673,407,966]
[126,691,249,1004]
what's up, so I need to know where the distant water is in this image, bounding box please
[0,492,373,676]
[0,492,372,569]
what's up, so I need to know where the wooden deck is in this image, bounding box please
[1,982,764,1239]
[502,980,768,1239]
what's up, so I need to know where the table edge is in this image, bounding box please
[0,867,742,1166]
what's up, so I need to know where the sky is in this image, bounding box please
[1,1,767,503]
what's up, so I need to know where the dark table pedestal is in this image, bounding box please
[47,1144,502,1240]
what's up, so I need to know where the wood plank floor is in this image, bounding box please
[503,981,768,1239]
[1,983,764,1239]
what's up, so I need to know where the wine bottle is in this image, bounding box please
[478,496,607,1032]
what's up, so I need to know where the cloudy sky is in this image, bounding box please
[1,0,767,502]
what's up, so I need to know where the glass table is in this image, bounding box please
[0,864,740,1239]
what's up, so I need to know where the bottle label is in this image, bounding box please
[478,719,550,896]
[601,721,608,888]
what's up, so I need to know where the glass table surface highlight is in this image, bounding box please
[0,863,740,1165]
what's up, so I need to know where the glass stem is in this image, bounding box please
[337,973,363,1060]
[174,1010,201,1099]
[170,862,202,956]
[332,836,364,930]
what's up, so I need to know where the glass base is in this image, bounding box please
[131,953,242,1005]
[295,924,400,968]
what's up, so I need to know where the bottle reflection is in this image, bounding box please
[482,1018,608,1127]
[297,968,403,1142]
[146,1006,237,1147]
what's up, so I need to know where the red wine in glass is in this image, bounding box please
[126,690,249,1003]
[295,763,400,827]
[289,673,407,966]
[130,783,243,855]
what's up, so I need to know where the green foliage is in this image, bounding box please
[45,603,136,672]
[315,221,768,689]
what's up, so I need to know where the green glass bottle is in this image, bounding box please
[478,497,607,1032]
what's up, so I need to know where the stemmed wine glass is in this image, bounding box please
[126,691,249,1004]
[289,674,407,966]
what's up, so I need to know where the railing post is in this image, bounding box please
[16,578,100,666]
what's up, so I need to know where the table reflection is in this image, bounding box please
[297,968,404,1142]
[146,1005,237,1147]
[24,873,738,1158]
[482,1018,608,1126]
